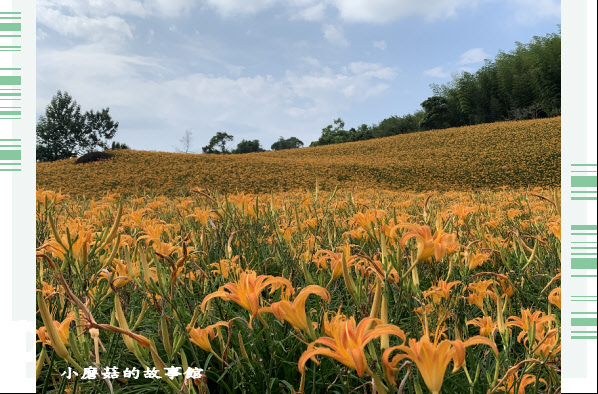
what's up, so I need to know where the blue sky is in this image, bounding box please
[36,0,561,152]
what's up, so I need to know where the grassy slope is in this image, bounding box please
[36,117,561,197]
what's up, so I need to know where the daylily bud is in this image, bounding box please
[37,291,70,361]
[238,332,250,362]
[341,252,357,297]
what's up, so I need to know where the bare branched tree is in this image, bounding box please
[175,129,195,153]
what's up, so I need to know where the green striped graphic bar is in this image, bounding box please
[572,176,598,187]
[572,318,597,326]
[572,225,598,230]
[572,258,597,269]
[0,23,20,31]
[571,165,598,199]
[571,311,598,338]
[0,46,21,52]
[0,76,20,85]
[0,150,20,160]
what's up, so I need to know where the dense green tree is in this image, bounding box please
[271,136,304,150]
[233,139,265,154]
[310,118,354,146]
[371,113,423,137]
[202,132,234,154]
[419,96,451,130]
[110,141,130,149]
[36,91,119,162]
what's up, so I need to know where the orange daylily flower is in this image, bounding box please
[37,281,57,298]
[466,316,497,337]
[186,208,219,226]
[449,205,477,225]
[298,317,405,377]
[383,332,498,394]
[349,210,386,233]
[532,328,561,360]
[395,223,458,264]
[201,270,293,326]
[506,309,554,343]
[312,246,358,280]
[548,223,561,240]
[210,256,242,280]
[98,259,134,289]
[260,285,330,336]
[465,280,496,310]
[423,280,461,304]
[137,222,171,246]
[44,229,93,262]
[36,311,75,347]
[548,287,561,309]
[495,372,546,394]
[462,251,491,270]
[188,321,228,354]
[322,310,348,337]
[356,255,400,284]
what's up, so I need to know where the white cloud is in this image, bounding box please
[293,3,326,21]
[303,56,321,67]
[37,44,396,149]
[146,0,196,17]
[202,0,278,17]
[322,24,349,47]
[423,66,450,78]
[36,28,48,41]
[37,0,148,18]
[507,0,560,24]
[37,7,133,40]
[372,40,387,50]
[327,0,479,23]
[347,62,397,80]
[459,48,489,65]
[37,0,196,18]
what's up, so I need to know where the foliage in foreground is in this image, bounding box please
[36,117,560,198]
[36,186,561,393]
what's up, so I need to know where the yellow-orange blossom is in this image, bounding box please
[383,333,498,394]
[201,270,293,326]
[298,316,405,377]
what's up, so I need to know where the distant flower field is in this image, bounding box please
[36,117,561,198]
[36,185,561,393]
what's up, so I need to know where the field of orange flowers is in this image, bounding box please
[36,117,561,197]
[36,184,561,393]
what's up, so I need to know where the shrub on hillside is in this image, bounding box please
[75,151,113,164]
